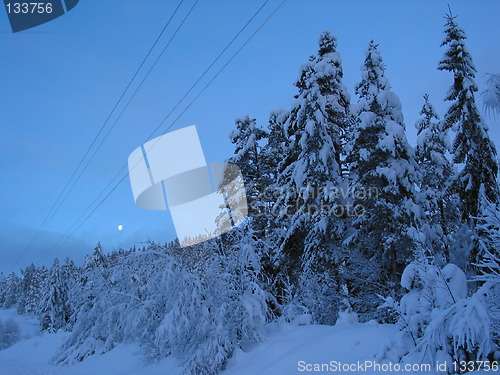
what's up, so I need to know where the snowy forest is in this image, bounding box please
[1,11,500,375]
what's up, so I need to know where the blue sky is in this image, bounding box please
[1,0,499,274]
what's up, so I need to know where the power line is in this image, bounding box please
[44,0,200,228]
[36,0,272,259]
[156,0,287,138]
[11,0,186,271]
[37,0,288,262]
[48,0,270,244]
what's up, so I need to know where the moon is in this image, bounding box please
[117,225,123,231]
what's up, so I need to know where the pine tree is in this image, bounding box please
[261,109,290,185]
[81,242,108,293]
[198,226,268,370]
[228,115,267,197]
[273,31,352,323]
[346,40,420,319]
[481,73,500,119]
[229,115,267,177]
[256,109,291,301]
[438,12,499,222]
[260,108,290,224]
[228,115,267,232]
[476,199,500,345]
[40,258,71,333]
[17,263,45,315]
[0,273,21,309]
[414,94,456,262]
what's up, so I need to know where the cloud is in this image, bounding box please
[0,220,93,275]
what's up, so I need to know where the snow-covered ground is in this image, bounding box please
[222,321,399,375]
[0,311,496,375]
[0,322,181,375]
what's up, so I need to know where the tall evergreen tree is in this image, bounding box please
[438,12,499,222]
[228,115,267,231]
[40,259,71,333]
[261,109,290,184]
[258,109,291,238]
[229,115,267,185]
[0,273,21,309]
[17,263,45,315]
[414,94,456,262]
[273,31,352,323]
[346,41,420,319]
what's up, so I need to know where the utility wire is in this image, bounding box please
[43,0,273,254]
[37,0,288,262]
[12,0,186,270]
[44,0,200,228]
[48,0,271,246]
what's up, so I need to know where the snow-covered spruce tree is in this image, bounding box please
[260,109,290,225]
[72,242,109,314]
[477,199,500,282]
[256,109,291,303]
[228,115,268,233]
[219,116,269,282]
[185,225,269,375]
[377,258,456,363]
[0,272,21,309]
[273,31,352,324]
[476,199,500,347]
[55,239,268,375]
[380,192,499,368]
[54,243,114,362]
[414,94,457,263]
[135,247,207,372]
[379,258,496,369]
[61,258,79,330]
[56,243,206,367]
[261,109,290,184]
[415,282,494,367]
[166,238,212,275]
[17,263,46,315]
[229,115,267,181]
[482,73,500,120]
[271,56,316,288]
[439,12,499,224]
[345,40,420,321]
[39,258,71,333]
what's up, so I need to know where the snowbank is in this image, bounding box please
[222,322,398,375]
[0,313,495,375]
